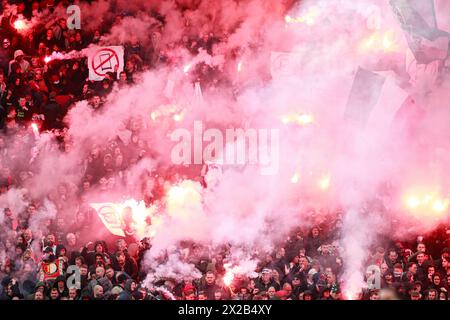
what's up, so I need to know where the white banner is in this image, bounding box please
[88,46,124,81]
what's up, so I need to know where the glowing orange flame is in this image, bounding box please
[150,104,185,122]
[14,19,27,31]
[345,291,355,300]
[404,189,449,218]
[285,6,321,26]
[291,172,300,184]
[173,114,183,122]
[30,123,39,138]
[172,109,186,122]
[237,61,243,73]
[319,175,331,191]
[166,180,203,219]
[223,271,234,286]
[359,30,399,53]
[183,64,192,73]
[223,263,235,286]
[432,200,448,213]
[281,113,315,126]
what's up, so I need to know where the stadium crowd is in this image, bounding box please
[0,0,449,301]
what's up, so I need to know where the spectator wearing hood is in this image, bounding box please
[8,50,30,76]
[54,275,68,298]
[117,279,137,300]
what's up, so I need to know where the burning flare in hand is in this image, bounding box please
[14,19,27,31]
